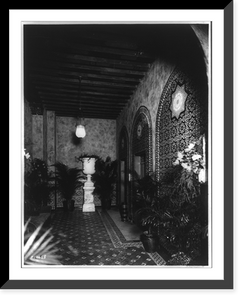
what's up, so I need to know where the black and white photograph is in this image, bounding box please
[23,22,210,267]
[7,5,236,292]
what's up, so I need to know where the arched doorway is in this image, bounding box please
[130,106,153,220]
[118,126,130,212]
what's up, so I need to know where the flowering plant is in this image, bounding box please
[173,136,206,183]
[170,135,206,205]
[161,136,208,265]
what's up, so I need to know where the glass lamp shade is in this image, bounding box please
[75,124,86,138]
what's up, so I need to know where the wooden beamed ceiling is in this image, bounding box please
[24,24,157,120]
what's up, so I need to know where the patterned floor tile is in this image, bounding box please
[49,208,166,266]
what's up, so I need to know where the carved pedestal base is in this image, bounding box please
[82,175,95,212]
[82,202,95,212]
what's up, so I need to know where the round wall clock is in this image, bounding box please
[170,84,188,119]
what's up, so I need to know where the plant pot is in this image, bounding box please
[140,232,159,253]
[63,200,75,211]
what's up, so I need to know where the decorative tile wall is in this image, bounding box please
[155,67,207,183]
[117,59,175,171]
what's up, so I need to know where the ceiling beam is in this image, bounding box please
[44,106,122,114]
[27,62,147,77]
[25,35,151,60]
[34,78,137,90]
[51,107,119,119]
[30,73,141,86]
[39,94,128,104]
[41,98,125,109]
[38,90,131,100]
[55,112,117,120]
[27,50,151,70]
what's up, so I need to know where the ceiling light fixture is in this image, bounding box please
[75,76,86,138]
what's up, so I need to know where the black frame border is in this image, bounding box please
[5,3,233,289]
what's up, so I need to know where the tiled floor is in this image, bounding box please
[106,208,142,241]
[49,207,167,266]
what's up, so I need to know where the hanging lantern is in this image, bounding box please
[75,124,86,138]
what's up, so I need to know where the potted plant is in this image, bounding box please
[132,172,171,253]
[164,135,208,264]
[92,156,118,210]
[137,198,172,253]
[24,151,54,217]
[53,162,84,211]
[132,171,160,216]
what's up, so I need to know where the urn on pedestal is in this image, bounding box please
[81,157,96,212]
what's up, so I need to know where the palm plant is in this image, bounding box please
[24,158,54,216]
[24,219,61,265]
[92,156,118,209]
[53,162,85,211]
[132,172,160,212]
[133,172,171,233]
[136,197,172,235]
[132,172,172,252]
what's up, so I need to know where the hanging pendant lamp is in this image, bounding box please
[76,124,86,138]
[75,76,86,138]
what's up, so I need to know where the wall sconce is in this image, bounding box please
[75,76,86,138]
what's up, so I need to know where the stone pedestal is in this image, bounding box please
[82,174,95,212]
